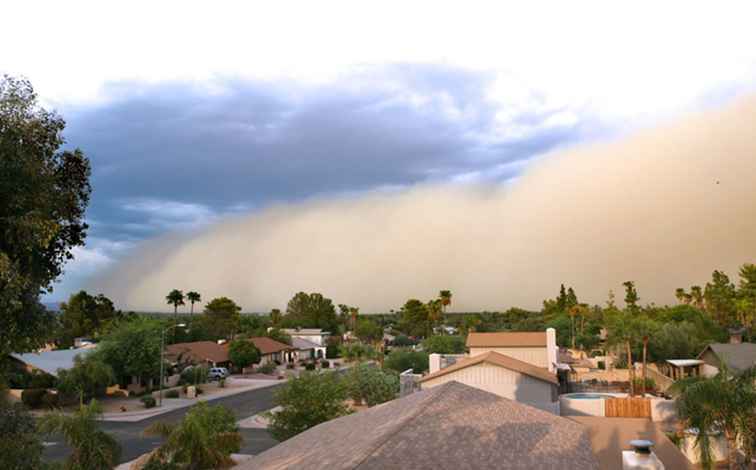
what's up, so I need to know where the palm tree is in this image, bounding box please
[670,365,756,470]
[635,318,654,396]
[186,291,201,316]
[144,402,242,470]
[606,313,637,395]
[39,400,121,470]
[166,289,185,324]
[439,290,452,314]
[426,299,442,337]
[349,307,360,333]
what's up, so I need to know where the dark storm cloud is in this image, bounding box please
[60,65,586,243]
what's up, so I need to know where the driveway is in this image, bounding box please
[42,382,284,464]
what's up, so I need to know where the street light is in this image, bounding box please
[159,323,186,407]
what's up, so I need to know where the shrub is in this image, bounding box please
[56,354,114,401]
[195,386,204,395]
[21,388,46,408]
[339,342,376,362]
[0,399,45,469]
[633,377,656,392]
[597,360,606,370]
[286,363,295,369]
[266,371,350,441]
[258,362,276,375]
[384,349,429,374]
[344,364,399,406]
[305,362,316,371]
[164,389,179,399]
[179,365,209,386]
[320,360,330,369]
[141,396,156,408]
[326,343,340,359]
[392,335,415,347]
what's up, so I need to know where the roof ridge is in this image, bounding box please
[352,384,451,469]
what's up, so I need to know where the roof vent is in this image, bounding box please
[623,440,665,470]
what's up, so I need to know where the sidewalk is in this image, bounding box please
[101,377,281,422]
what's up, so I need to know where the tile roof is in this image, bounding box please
[467,331,547,347]
[569,417,695,470]
[248,337,293,355]
[700,342,756,372]
[420,351,559,385]
[243,381,598,470]
[165,341,229,364]
[11,347,97,377]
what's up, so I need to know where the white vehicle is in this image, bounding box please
[208,367,229,380]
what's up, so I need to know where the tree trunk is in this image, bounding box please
[725,430,739,470]
[190,302,194,316]
[626,340,635,396]
[642,338,648,396]
[570,314,575,349]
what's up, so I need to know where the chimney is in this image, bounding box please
[429,353,441,374]
[546,328,557,373]
[729,328,744,344]
[622,440,665,470]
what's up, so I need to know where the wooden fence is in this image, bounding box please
[605,397,651,418]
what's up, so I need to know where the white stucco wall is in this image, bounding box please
[421,363,556,412]
[468,347,548,368]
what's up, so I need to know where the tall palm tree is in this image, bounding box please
[670,365,756,470]
[635,318,654,396]
[349,307,359,333]
[144,402,242,470]
[186,291,201,316]
[39,400,121,470]
[166,289,185,324]
[426,299,442,337]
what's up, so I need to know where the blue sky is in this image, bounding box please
[3,2,756,301]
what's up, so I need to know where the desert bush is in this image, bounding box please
[344,364,399,406]
[179,365,209,386]
[320,360,330,369]
[305,362,316,371]
[257,362,276,375]
[141,396,156,408]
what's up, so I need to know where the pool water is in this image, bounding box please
[564,393,613,399]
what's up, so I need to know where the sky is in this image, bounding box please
[3,2,756,309]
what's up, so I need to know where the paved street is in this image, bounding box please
[42,383,284,464]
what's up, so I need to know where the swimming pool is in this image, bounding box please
[563,393,614,400]
[559,392,620,416]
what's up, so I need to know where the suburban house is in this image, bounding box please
[291,337,321,362]
[164,341,230,368]
[466,329,558,372]
[281,328,328,358]
[244,381,599,470]
[698,329,756,376]
[248,337,295,364]
[420,351,560,412]
[9,346,97,378]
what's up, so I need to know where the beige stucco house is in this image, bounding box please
[466,330,558,372]
[420,351,559,412]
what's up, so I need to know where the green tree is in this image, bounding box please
[339,342,376,362]
[439,290,452,320]
[0,76,92,357]
[398,299,429,338]
[269,308,282,327]
[623,281,640,312]
[566,287,578,309]
[166,289,185,327]
[56,354,114,404]
[384,348,429,374]
[186,291,201,316]
[354,318,382,344]
[690,285,705,310]
[227,339,260,369]
[606,312,638,395]
[200,297,242,340]
[422,335,465,354]
[39,400,121,470]
[634,317,656,396]
[97,318,162,388]
[284,292,338,332]
[58,291,117,345]
[0,397,44,470]
[344,363,399,406]
[675,287,691,305]
[266,371,350,441]
[144,402,241,470]
[704,270,737,327]
[670,366,756,470]
[425,299,443,336]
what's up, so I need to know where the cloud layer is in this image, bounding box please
[89,94,756,312]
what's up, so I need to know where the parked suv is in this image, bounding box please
[208,367,229,381]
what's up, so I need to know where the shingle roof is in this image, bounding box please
[248,337,293,355]
[244,381,598,470]
[569,417,695,470]
[165,341,229,364]
[700,342,756,372]
[11,347,97,377]
[291,337,320,350]
[419,351,559,385]
[467,331,547,347]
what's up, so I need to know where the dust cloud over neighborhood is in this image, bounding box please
[91,95,756,312]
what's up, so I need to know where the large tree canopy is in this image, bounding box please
[58,291,117,345]
[0,76,91,355]
[284,292,338,332]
